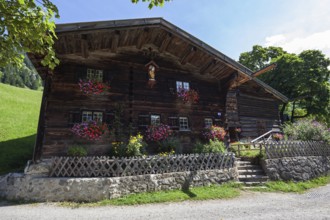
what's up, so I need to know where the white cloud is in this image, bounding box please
[264,30,330,58]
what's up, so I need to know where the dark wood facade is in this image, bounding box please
[29,18,288,160]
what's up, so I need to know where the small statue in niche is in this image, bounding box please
[148,64,156,80]
[145,60,159,89]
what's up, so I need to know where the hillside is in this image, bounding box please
[0,83,42,174]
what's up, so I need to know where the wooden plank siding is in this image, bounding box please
[237,82,281,139]
[41,63,226,158]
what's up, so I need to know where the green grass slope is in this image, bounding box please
[0,83,42,174]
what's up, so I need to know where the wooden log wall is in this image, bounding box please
[237,82,281,138]
[41,62,226,158]
[225,90,240,128]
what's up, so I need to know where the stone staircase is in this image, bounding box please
[236,158,269,186]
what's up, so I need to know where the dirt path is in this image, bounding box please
[1,184,330,220]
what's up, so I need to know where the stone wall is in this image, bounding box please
[262,156,330,181]
[0,168,238,202]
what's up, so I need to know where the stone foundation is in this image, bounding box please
[262,156,330,181]
[0,161,238,202]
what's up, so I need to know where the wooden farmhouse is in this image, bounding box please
[29,18,288,160]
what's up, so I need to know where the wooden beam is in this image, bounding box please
[223,72,238,90]
[200,59,217,75]
[252,63,276,77]
[81,34,89,58]
[159,33,172,52]
[180,46,197,65]
[136,28,150,49]
[111,30,120,53]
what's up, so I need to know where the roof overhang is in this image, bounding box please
[28,17,288,102]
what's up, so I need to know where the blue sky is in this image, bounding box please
[52,0,330,60]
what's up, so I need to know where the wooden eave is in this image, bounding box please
[29,17,288,102]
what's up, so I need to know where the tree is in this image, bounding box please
[131,0,171,9]
[0,0,59,69]
[1,0,171,71]
[239,46,330,124]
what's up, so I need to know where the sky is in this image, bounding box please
[51,0,330,61]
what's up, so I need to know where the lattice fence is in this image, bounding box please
[264,141,330,159]
[49,153,235,177]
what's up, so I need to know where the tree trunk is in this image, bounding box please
[280,103,287,124]
[291,101,296,123]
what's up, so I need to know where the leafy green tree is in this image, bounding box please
[239,46,330,124]
[0,0,59,69]
[131,0,171,9]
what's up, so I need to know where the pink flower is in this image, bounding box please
[78,79,110,95]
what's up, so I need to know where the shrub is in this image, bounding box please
[158,150,175,157]
[193,141,205,154]
[126,133,147,156]
[110,141,127,157]
[283,119,330,143]
[67,145,87,157]
[158,136,181,153]
[203,125,226,141]
[193,139,226,154]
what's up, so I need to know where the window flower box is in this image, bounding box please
[71,120,108,140]
[177,88,199,104]
[78,79,110,95]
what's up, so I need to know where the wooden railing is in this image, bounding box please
[263,141,330,159]
[49,153,235,178]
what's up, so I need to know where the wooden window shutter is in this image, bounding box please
[68,111,81,127]
[105,111,115,128]
[168,116,179,130]
[138,114,150,129]
[76,66,87,82]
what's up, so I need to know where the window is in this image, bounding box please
[176,81,189,91]
[87,68,103,82]
[204,118,213,128]
[150,115,160,126]
[82,111,103,122]
[179,117,189,131]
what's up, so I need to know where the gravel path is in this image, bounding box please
[1,184,330,220]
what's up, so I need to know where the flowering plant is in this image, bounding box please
[126,133,147,156]
[272,133,283,141]
[203,125,226,141]
[145,124,172,142]
[177,88,199,104]
[78,79,110,95]
[235,127,242,133]
[71,120,108,140]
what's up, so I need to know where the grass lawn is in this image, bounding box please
[0,83,42,174]
[259,175,330,193]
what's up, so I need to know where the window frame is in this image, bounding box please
[86,68,104,82]
[204,118,213,128]
[81,110,104,122]
[176,81,190,92]
[179,116,190,131]
[150,114,161,126]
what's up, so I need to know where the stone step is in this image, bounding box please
[238,176,269,183]
[237,165,262,170]
[238,169,265,175]
[235,181,267,187]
